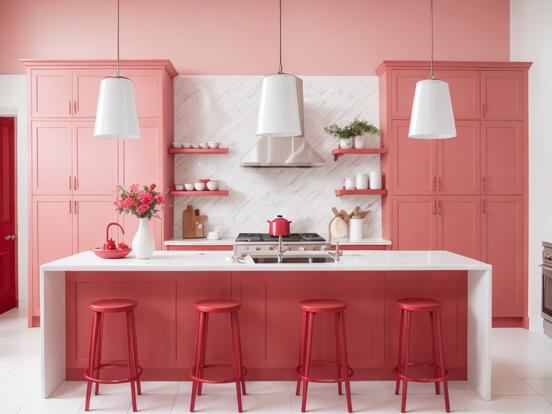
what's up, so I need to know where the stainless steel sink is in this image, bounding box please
[251,256,335,264]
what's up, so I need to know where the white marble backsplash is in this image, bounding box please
[173,75,381,239]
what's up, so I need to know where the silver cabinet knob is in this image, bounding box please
[3,234,15,241]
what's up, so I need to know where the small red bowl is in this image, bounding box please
[93,247,131,259]
[199,178,210,183]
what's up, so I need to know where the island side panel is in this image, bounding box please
[65,270,467,380]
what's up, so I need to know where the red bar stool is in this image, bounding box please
[394,298,451,413]
[189,299,247,413]
[295,299,353,413]
[84,298,142,412]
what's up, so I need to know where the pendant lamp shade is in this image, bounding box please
[256,73,303,137]
[408,79,456,139]
[94,76,141,139]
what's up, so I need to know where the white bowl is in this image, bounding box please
[191,143,200,149]
[175,184,184,191]
[194,182,206,191]
[172,142,182,148]
[199,142,209,149]
[207,142,221,149]
[206,180,219,191]
[182,142,191,148]
[184,183,195,191]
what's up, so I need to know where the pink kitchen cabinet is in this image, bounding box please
[481,71,525,120]
[72,69,113,117]
[31,121,73,194]
[30,69,73,118]
[120,69,162,118]
[481,196,524,317]
[392,196,436,250]
[73,196,121,252]
[121,120,160,187]
[437,196,481,259]
[481,121,524,195]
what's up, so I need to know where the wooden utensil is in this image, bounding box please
[331,207,340,217]
[182,205,208,238]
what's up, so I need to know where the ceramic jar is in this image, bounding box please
[132,218,155,259]
[339,138,353,149]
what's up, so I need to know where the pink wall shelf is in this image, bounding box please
[169,148,229,155]
[332,148,387,161]
[335,189,387,197]
[170,189,229,197]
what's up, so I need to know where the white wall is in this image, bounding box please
[0,75,28,307]
[510,0,551,331]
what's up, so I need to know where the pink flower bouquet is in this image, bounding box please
[115,183,164,219]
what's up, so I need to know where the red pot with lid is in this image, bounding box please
[267,215,292,237]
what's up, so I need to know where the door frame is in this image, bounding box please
[0,114,18,308]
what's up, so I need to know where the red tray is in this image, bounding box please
[92,247,131,259]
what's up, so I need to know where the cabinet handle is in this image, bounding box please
[437,177,442,192]
[432,176,437,192]
[68,100,72,115]
[74,176,78,190]
[438,200,442,215]
[69,200,72,214]
[482,176,486,192]
[482,200,486,214]
[69,176,72,190]
[74,200,78,214]
[482,102,487,117]
[432,200,437,215]
[73,101,77,114]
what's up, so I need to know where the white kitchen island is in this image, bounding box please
[40,250,492,401]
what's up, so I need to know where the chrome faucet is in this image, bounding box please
[327,216,342,262]
[277,235,288,263]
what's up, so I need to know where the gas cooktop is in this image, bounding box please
[235,233,326,243]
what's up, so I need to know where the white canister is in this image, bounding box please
[369,171,382,190]
[344,177,355,190]
[354,135,365,149]
[348,218,364,241]
[355,174,369,190]
[339,138,353,149]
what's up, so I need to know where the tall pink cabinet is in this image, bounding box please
[23,60,176,327]
[377,61,530,327]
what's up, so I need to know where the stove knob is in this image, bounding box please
[269,246,275,250]
[255,247,261,251]
[298,247,305,251]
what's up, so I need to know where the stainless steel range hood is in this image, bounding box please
[241,136,325,168]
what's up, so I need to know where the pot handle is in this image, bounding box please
[106,222,124,241]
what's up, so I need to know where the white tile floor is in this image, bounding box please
[2,308,552,413]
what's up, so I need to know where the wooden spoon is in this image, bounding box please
[331,207,340,217]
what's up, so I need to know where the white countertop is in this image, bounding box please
[41,250,490,272]
[164,237,392,246]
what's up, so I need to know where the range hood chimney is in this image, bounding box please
[241,136,325,168]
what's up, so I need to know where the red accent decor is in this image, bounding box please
[84,298,142,412]
[335,189,387,197]
[189,299,246,413]
[394,298,450,413]
[332,147,387,161]
[169,147,229,155]
[170,190,229,197]
[92,247,131,259]
[295,299,353,413]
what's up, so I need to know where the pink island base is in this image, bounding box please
[65,270,467,381]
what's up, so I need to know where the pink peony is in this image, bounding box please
[129,184,139,193]
[155,194,164,204]
[122,196,137,209]
[150,183,157,190]
[136,203,149,214]
[138,191,154,204]
[114,200,123,208]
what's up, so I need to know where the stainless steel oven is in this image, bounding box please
[542,242,552,337]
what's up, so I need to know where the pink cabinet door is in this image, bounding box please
[393,120,437,195]
[73,69,113,117]
[437,121,481,194]
[31,121,73,194]
[73,122,119,194]
[437,70,481,120]
[73,196,120,252]
[119,69,161,118]
[121,121,160,187]
[31,196,73,317]
[481,196,524,317]
[31,69,73,118]
[392,196,436,250]
[481,121,524,194]
[481,71,524,120]
[436,196,481,259]
[390,70,425,119]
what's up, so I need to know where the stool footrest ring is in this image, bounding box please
[84,362,143,384]
[296,360,354,384]
[394,363,451,383]
[189,363,247,384]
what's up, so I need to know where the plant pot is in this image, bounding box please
[354,135,365,149]
[339,138,353,149]
[132,217,155,259]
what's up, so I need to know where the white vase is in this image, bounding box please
[132,218,155,259]
[354,135,365,149]
[339,138,353,149]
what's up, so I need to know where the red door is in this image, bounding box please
[392,196,437,250]
[0,118,17,313]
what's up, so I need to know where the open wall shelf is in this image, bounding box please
[170,190,230,197]
[169,148,230,155]
[332,148,387,161]
[335,189,387,197]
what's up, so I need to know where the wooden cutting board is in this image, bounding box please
[182,205,207,238]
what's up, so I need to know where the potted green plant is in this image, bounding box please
[324,119,380,149]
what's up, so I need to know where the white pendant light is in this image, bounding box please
[408,0,456,139]
[256,0,303,137]
[94,0,141,139]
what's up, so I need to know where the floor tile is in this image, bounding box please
[503,363,552,380]
[525,379,552,396]
[492,378,538,396]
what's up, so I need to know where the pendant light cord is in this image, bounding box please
[430,0,434,79]
[116,0,120,76]
[278,0,283,73]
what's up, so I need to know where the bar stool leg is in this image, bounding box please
[335,313,343,396]
[338,311,353,413]
[129,310,141,395]
[235,313,247,395]
[400,311,412,414]
[197,313,209,396]
[296,310,307,396]
[126,311,138,412]
[94,313,104,396]
[301,312,314,413]
[395,309,405,395]
[190,312,206,412]
[230,312,244,413]
[85,312,100,411]
[429,311,441,395]
[435,310,451,413]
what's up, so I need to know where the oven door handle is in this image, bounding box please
[540,264,552,272]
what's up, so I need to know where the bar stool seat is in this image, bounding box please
[194,298,241,313]
[397,298,441,312]
[89,298,137,312]
[300,298,347,313]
